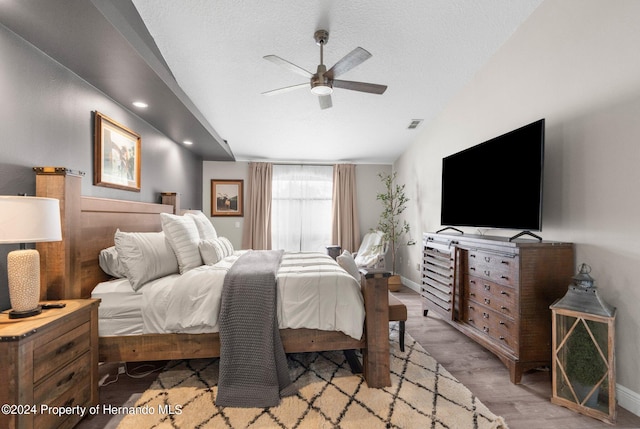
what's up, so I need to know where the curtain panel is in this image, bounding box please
[331,164,360,253]
[241,162,273,250]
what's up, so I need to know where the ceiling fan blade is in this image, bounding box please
[262,83,309,96]
[318,94,332,109]
[333,79,387,94]
[326,47,372,78]
[263,55,313,78]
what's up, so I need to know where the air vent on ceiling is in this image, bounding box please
[408,119,423,129]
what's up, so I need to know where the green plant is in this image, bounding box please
[375,172,415,274]
[565,321,607,387]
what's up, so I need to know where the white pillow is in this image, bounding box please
[199,237,234,265]
[114,230,179,290]
[185,211,218,240]
[160,213,203,274]
[219,237,234,255]
[98,246,126,278]
[337,250,360,281]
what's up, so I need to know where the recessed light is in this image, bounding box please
[183,140,193,146]
[132,101,148,108]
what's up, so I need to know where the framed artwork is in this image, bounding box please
[94,111,141,192]
[211,179,244,216]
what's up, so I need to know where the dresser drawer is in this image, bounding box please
[466,274,517,317]
[467,249,518,287]
[33,321,91,384]
[465,302,518,352]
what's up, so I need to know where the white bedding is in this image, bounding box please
[91,274,180,336]
[93,251,365,340]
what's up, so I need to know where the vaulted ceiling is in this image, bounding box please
[1,0,543,163]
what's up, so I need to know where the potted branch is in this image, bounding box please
[375,172,415,291]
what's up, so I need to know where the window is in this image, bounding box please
[272,165,333,252]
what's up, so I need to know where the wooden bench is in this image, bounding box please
[388,293,407,351]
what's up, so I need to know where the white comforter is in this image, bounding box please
[141,251,365,340]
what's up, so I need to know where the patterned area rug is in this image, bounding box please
[117,328,508,428]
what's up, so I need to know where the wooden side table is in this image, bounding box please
[0,299,100,429]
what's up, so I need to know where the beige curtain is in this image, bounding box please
[331,164,360,253]
[241,162,273,250]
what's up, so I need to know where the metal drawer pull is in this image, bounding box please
[468,318,474,323]
[499,321,505,325]
[484,256,491,262]
[470,254,476,258]
[470,280,476,284]
[484,270,491,276]
[484,284,490,291]
[483,326,490,333]
[501,260,509,265]
[469,305,474,310]
[470,267,476,271]
[500,291,508,295]
[484,298,491,305]
[501,306,508,310]
[483,312,489,319]
[499,336,505,340]
[501,275,509,280]
[57,371,75,387]
[56,341,75,355]
[470,292,476,297]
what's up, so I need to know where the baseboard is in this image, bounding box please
[400,275,421,293]
[400,276,640,417]
[618,384,640,417]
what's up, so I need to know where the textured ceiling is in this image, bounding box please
[131,0,542,163]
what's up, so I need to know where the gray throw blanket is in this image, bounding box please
[215,250,297,407]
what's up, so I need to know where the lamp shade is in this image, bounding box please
[0,196,62,243]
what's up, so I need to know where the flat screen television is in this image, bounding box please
[440,119,545,234]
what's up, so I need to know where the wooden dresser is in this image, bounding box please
[421,233,574,383]
[0,299,99,429]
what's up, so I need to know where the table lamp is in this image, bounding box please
[0,196,62,318]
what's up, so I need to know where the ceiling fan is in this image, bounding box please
[262,29,387,109]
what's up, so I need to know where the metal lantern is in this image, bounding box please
[550,264,617,424]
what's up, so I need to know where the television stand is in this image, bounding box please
[509,230,542,242]
[421,232,574,383]
[436,226,464,234]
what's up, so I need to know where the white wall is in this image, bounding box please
[202,161,391,251]
[394,0,640,413]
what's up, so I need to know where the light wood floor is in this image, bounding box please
[78,286,640,429]
[393,286,640,429]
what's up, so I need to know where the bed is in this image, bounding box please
[34,168,391,387]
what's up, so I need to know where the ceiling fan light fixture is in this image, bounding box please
[310,84,333,96]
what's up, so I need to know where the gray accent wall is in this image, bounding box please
[0,23,202,310]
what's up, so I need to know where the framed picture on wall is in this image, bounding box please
[94,111,141,192]
[211,179,243,216]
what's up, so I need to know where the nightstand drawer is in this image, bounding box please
[35,373,91,429]
[34,350,91,406]
[33,321,91,384]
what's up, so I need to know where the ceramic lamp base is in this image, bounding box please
[7,248,42,317]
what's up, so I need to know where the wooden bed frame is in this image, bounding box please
[34,168,391,387]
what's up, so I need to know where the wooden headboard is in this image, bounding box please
[34,168,174,300]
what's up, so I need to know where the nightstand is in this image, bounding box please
[0,299,100,429]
